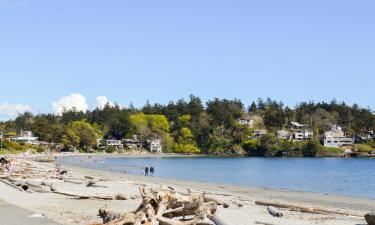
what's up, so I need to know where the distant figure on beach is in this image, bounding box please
[144,166,149,176]
[150,166,154,176]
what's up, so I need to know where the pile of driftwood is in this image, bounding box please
[1,158,229,225]
[98,186,228,225]
[0,158,126,200]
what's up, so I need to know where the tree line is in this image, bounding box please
[1,96,374,155]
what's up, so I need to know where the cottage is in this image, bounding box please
[97,139,124,149]
[11,131,39,145]
[277,130,291,140]
[145,138,162,152]
[323,125,354,148]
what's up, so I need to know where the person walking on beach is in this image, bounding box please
[144,166,149,176]
[150,166,154,176]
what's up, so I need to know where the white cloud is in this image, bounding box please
[0,102,36,119]
[52,93,88,115]
[94,96,114,109]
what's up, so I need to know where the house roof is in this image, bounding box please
[324,130,345,138]
[291,122,304,127]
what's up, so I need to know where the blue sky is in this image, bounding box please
[0,0,374,119]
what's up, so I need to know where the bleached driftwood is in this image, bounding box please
[99,186,225,225]
[255,200,363,218]
[254,221,277,225]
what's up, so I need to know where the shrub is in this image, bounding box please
[324,147,342,154]
[34,145,45,153]
[242,139,266,156]
[175,143,200,153]
[105,146,116,154]
[3,141,29,151]
[302,140,323,157]
[355,143,373,153]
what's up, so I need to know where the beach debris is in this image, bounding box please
[365,212,375,225]
[267,206,283,217]
[0,158,130,202]
[255,200,363,218]
[254,221,277,225]
[28,213,45,218]
[87,180,108,188]
[97,185,229,225]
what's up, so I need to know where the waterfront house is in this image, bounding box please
[277,130,292,140]
[323,125,354,148]
[293,129,313,141]
[97,139,124,149]
[145,138,162,152]
[122,135,142,149]
[11,131,39,145]
[356,130,374,142]
[251,129,268,139]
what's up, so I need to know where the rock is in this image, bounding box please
[267,206,283,217]
[365,213,375,225]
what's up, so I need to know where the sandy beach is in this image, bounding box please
[0,156,373,225]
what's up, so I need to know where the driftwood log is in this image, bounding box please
[254,222,277,225]
[255,200,363,218]
[99,186,225,225]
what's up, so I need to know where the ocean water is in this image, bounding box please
[57,156,375,199]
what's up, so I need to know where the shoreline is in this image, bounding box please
[2,151,375,160]
[61,162,375,212]
[0,156,373,225]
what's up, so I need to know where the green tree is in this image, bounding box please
[108,112,135,139]
[302,140,323,157]
[14,112,34,132]
[248,101,258,114]
[62,128,80,147]
[148,115,170,132]
[70,121,99,148]
[242,139,264,156]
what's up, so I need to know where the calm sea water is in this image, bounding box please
[57,156,375,199]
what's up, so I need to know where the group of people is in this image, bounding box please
[143,165,154,176]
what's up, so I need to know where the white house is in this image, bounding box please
[97,139,124,149]
[11,131,39,145]
[237,118,255,128]
[293,129,313,141]
[146,138,162,152]
[323,125,354,148]
[252,129,268,139]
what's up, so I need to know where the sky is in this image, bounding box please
[0,0,374,119]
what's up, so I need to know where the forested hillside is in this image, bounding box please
[1,96,374,155]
